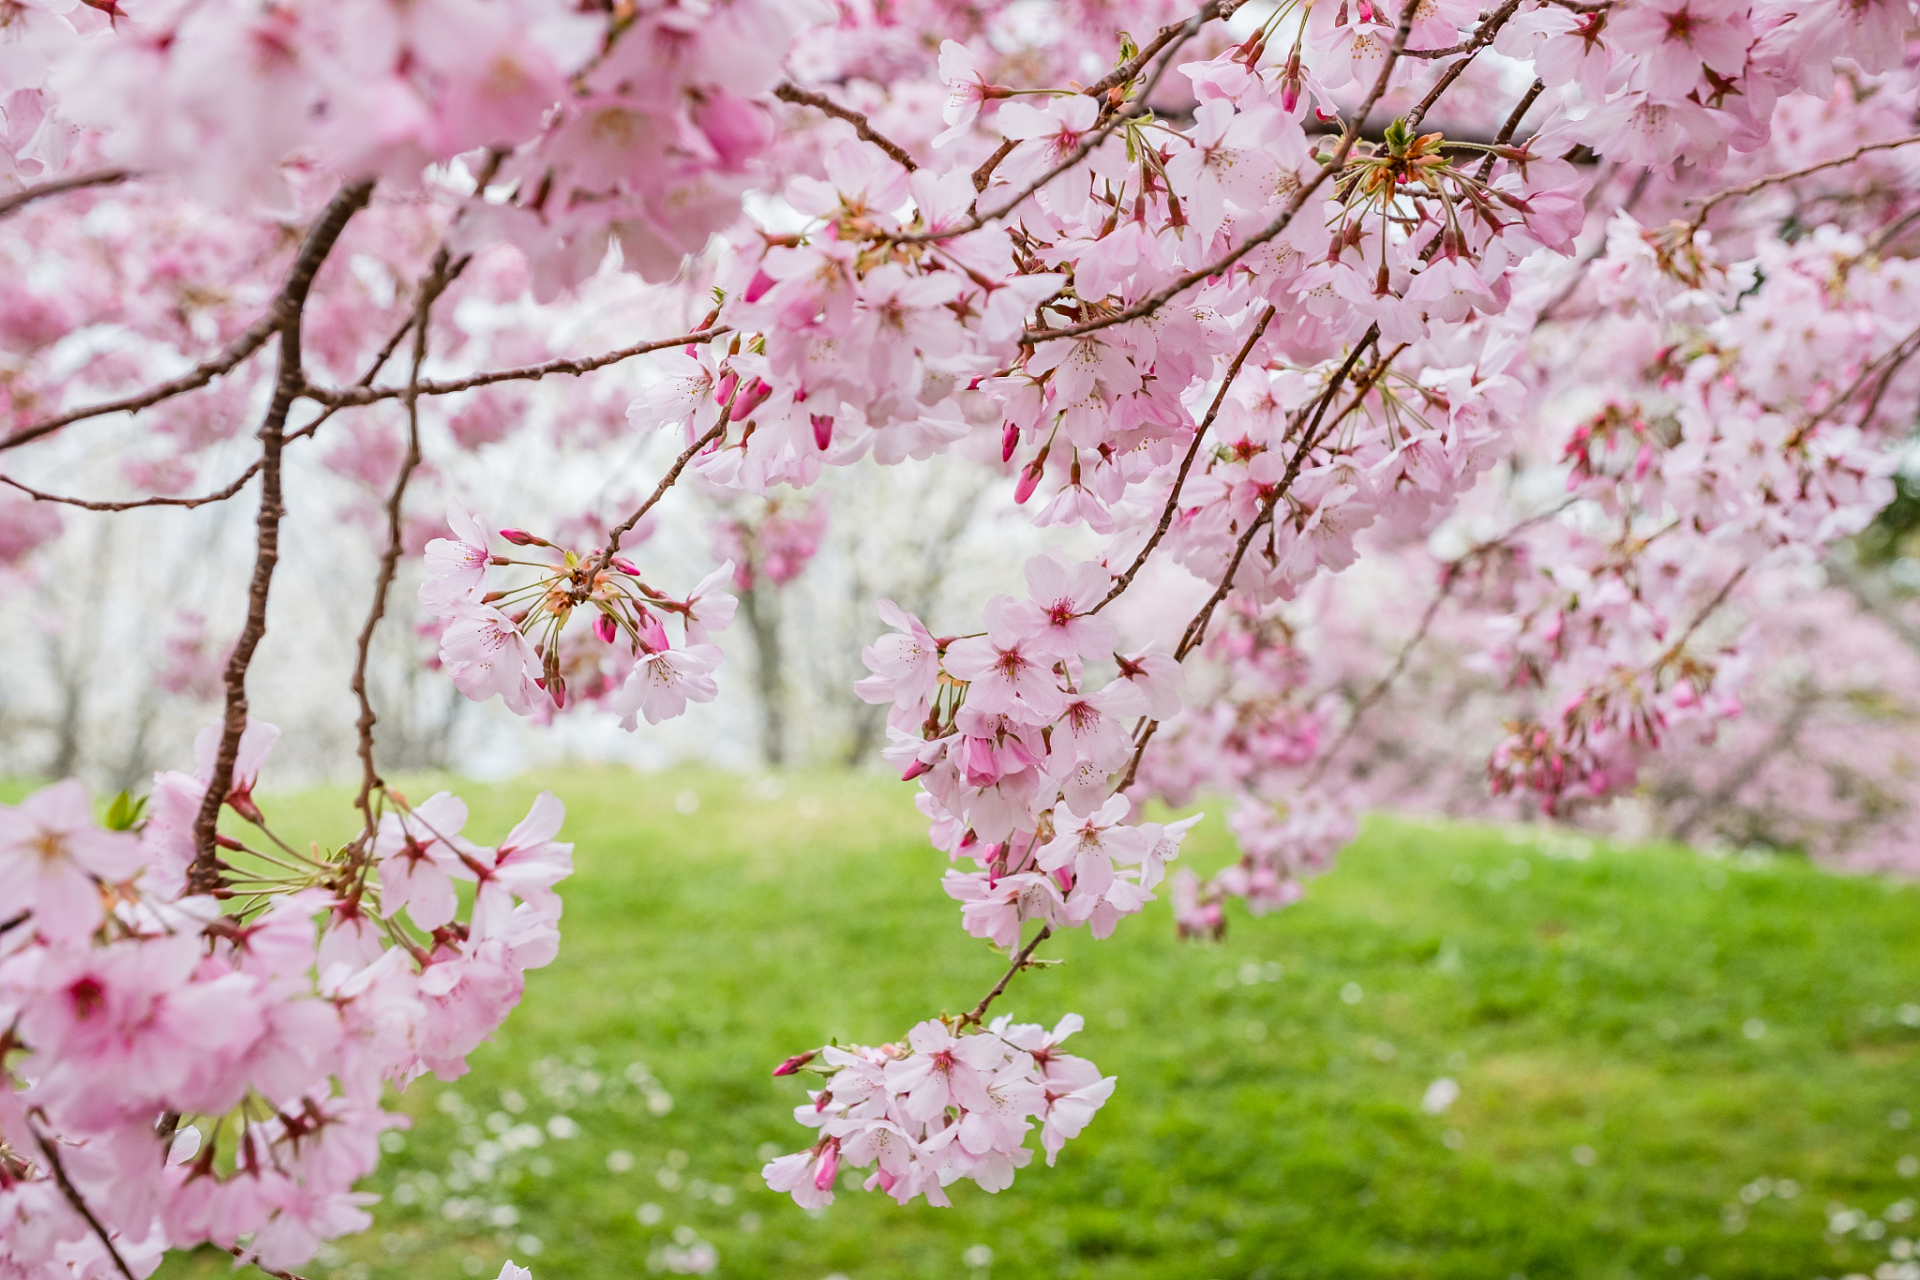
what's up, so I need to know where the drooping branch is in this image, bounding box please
[224,1245,313,1280]
[1174,326,1385,661]
[0,167,132,222]
[577,414,734,593]
[188,179,376,891]
[956,923,1055,1029]
[1094,303,1277,614]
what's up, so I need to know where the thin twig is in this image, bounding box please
[350,247,453,835]
[1094,303,1276,613]
[1404,0,1525,131]
[0,167,132,222]
[1174,327,1383,661]
[224,1245,312,1280]
[890,0,1223,246]
[1,314,279,453]
[1686,133,1920,230]
[1082,0,1239,100]
[301,327,733,408]
[30,1123,135,1280]
[773,85,918,171]
[1475,78,1546,182]
[188,179,375,891]
[576,414,733,592]
[0,461,262,511]
[957,924,1055,1029]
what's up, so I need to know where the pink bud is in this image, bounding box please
[500,528,540,546]
[811,413,835,451]
[812,1142,840,1192]
[594,613,617,644]
[733,376,772,418]
[772,1050,818,1077]
[744,268,776,303]
[639,613,670,652]
[901,758,933,781]
[1001,423,1020,463]
[692,91,773,171]
[1015,461,1043,505]
[715,371,739,405]
[612,557,642,577]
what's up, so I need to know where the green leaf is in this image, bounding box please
[103,789,147,831]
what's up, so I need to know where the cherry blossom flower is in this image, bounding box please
[0,779,143,942]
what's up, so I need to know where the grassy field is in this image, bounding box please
[158,767,1920,1280]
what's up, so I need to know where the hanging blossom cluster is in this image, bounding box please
[420,502,738,728]
[762,1014,1114,1208]
[1,0,1919,1264]
[0,725,570,1278]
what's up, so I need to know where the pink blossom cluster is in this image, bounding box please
[762,1014,1115,1208]
[0,726,570,1279]
[853,555,1199,944]
[421,502,737,728]
[6,0,821,297]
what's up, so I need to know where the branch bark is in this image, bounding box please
[350,247,453,834]
[188,179,375,891]
[0,167,132,222]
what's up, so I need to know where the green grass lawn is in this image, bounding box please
[160,767,1920,1280]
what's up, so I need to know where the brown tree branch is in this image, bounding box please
[0,168,132,222]
[1094,303,1277,614]
[224,1245,312,1280]
[1404,0,1525,131]
[957,923,1055,1029]
[301,327,732,408]
[890,0,1223,247]
[1,315,280,454]
[30,1122,135,1280]
[577,414,733,593]
[773,84,918,171]
[350,248,454,835]
[0,461,262,511]
[1687,132,1920,230]
[188,179,376,891]
[1174,327,1384,662]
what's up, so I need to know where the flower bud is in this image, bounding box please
[612,557,642,577]
[734,377,773,418]
[772,1050,818,1077]
[1001,423,1020,463]
[594,613,618,644]
[500,529,545,546]
[812,1142,840,1192]
[743,268,776,303]
[811,413,835,451]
